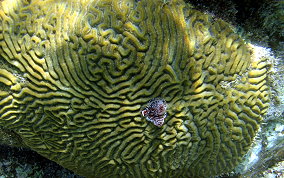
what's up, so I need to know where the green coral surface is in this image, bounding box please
[0,0,270,177]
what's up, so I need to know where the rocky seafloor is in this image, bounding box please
[0,0,283,177]
[0,145,83,178]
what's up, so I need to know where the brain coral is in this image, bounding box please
[0,0,270,177]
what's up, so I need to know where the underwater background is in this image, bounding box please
[0,0,283,177]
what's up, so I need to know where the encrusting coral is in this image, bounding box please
[0,0,270,177]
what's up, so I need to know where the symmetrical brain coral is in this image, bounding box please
[0,0,270,177]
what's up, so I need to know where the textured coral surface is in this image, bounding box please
[0,0,270,177]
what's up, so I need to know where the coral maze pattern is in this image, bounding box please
[0,0,270,177]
